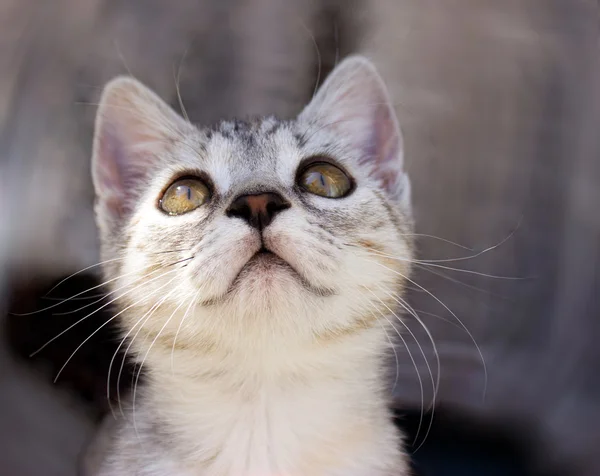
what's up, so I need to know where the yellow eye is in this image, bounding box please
[298,162,352,198]
[160,178,210,215]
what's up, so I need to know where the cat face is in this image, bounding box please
[92,56,413,350]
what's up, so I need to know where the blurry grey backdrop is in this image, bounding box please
[0,0,599,475]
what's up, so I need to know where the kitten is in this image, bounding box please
[87,55,414,476]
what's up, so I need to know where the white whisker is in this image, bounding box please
[416,228,515,263]
[15,256,190,317]
[333,20,340,67]
[132,290,193,438]
[171,289,201,377]
[349,244,524,279]
[174,46,191,123]
[31,265,185,357]
[44,257,126,296]
[352,288,425,447]
[362,257,488,403]
[365,288,432,449]
[52,262,190,316]
[375,285,440,453]
[376,285,439,399]
[116,286,181,418]
[415,263,513,301]
[14,266,139,317]
[356,290,400,395]
[411,307,464,331]
[106,276,181,418]
[401,233,473,251]
[415,261,526,280]
[114,40,135,78]
[54,273,181,384]
[42,294,106,301]
[79,102,189,144]
[297,19,322,100]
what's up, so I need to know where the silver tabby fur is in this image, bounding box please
[87,55,414,476]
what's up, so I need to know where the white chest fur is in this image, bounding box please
[93,332,408,476]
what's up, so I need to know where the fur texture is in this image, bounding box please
[89,56,413,476]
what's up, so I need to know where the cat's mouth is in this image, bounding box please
[245,246,289,268]
[252,246,281,260]
[203,244,334,305]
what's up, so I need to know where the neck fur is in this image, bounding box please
[137,322,398,475]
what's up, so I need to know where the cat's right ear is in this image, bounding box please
[298,56,410,209]
[92,77,189,231]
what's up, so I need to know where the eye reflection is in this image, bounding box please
[298,162,352,198]
[160,178,210,215]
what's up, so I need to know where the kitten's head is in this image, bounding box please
[92,56,413,353]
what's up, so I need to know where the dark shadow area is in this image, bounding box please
[5,274,136,421]
[396,408,571,476]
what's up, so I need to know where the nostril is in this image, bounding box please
[267,199,289,215]
[226,192,290,230]
[227,202,251,220]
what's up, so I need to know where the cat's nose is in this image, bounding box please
[226,192,290,230]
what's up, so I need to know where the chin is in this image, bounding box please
[229,251,309,307]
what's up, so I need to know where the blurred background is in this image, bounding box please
[0,0,599,475]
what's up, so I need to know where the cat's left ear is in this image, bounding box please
[299,56,410,208]
[92,77,191,233]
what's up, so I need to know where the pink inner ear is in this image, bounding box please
[93,118,158,222]
[356,101,403,196]
[94,122,128,218]
[377,102,401,162]
[102,194,125,220]
[95,119,162,221]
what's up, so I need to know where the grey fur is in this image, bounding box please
[89,56,412,476]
